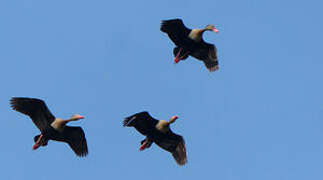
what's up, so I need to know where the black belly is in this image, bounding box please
[42,126,64,141]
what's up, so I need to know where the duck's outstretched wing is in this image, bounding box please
[155,131,187,166]
[61,126,88,157]
[10,97,55,132]
[123,111,158,136]
[161,19,192,47]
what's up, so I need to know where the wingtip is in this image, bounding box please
[172,140,187,166]
[174,155,187,166]
[122,119,128,127]
[160,21,167,32]
[10,97,19,110]
[123,116,136,127]
[208,65,219,72]
[10,97,17,104]
[160,19,182,32]
[76,152,88,158]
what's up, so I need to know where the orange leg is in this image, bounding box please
[139,140,148,151]
[32,134,43,150]
[174,48,189,63]
[174,48,183,63]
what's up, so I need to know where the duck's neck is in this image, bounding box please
[155,120,169,133]
[188,29,206,42]
[50,118,76,132]
[66,117,78,122]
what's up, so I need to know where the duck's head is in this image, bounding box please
[205,24,219,33]
[70,114,84,121]
[169,115,178,124]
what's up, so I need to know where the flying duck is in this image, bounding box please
[10,97,88,157]
[161,18,219,72]
[123,111,187,165]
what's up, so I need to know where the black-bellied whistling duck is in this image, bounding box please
[161,18,219,72]
[123,111,187,165]
[10,97,88,157]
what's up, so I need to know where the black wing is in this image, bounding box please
[61,126,88,157]
[154,130,187,166]
[10,97,56,132]
[161,19,192,47]
[191,43,219,72]
[203,44,219,72]
[123,111,158,136]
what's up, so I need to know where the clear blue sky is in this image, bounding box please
[1,0,322,179]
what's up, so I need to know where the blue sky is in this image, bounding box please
[1,0,323,179]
